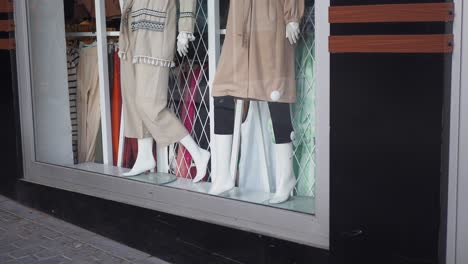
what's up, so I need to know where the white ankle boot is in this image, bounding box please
[180,135,211,182]
[209,135,235,195]
[269,143,296,204]
[123,138,156,177]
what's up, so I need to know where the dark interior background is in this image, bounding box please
[1,0,453,263]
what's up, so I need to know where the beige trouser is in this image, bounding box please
[77,46,101,163]
[121,59,188,147]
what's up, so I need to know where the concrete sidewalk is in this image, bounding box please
[0,195,168,264]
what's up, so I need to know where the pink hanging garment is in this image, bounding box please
[175,64,206,179]
[175,64,197,178]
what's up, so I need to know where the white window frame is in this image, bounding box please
[13,0,330,249]
[446,0,468,263]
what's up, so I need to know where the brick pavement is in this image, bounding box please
[0,195,169,264]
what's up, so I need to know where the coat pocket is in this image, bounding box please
[130,0,169,32]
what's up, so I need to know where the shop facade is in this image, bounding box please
[1,0,466,263]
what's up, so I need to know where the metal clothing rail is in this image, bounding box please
[94,0,114,165]
[66,31,120,38]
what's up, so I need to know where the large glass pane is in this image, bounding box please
[28,0,316,215]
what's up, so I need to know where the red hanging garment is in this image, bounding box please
[122,137,157,170]
[122,137,138,169]
[111,48,122,166]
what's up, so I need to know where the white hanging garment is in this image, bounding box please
[238,101,278,193]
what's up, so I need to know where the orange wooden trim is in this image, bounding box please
[329,34,453,53]
[0,1,13,13]
[0,20,14,32]
[0,38,15,50]
[329,3,454,23]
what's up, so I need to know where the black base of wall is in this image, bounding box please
[0,50,21,200]
[15,181,329,264]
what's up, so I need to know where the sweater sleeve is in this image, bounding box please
[179,0,197,33]
[284,0,305,24]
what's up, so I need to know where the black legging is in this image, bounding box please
[214,96,293,144]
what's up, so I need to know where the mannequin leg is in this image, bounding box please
[209,135,234,195]
[268,102,296,204]
[269,142,296,204]
[208,96,236,194]
[122,137,156,177]
[129,64,210,178]
[134,64,191,148]
[180,135,211,182]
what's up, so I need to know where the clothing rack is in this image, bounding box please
[66,31,120,38]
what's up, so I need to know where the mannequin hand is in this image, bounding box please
[177,32,196,57]
[286,22,300,45]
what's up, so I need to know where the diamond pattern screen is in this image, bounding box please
[167,0,211,180]
[293,4,316,198]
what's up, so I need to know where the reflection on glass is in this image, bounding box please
[28,0,75,165]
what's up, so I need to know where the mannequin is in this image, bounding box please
[119,0,210,179]
[208,0,304,204]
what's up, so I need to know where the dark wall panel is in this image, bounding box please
[330,53,448,264]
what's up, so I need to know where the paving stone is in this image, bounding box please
[21,223,62,239]
[0,211,21,223]
[0,195,8,203]
[6,256,39,264]
[11,234,52,249]
[91,251,131,264]
[0,197,168,264]
[9,245,45,258]
[88,236,150,262]
[0,232,25,245]
[0,243,19,254]
[0,201,45,220]
[37,217,97,242]
[36,255,71,264]
[69,260,96,264]
[40,236,82,251]
[61,245,102,262]
[0,254,14,263]
[134,257,172,264]
[34,248,61,260]
[0,219,32,231]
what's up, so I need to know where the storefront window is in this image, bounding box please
[26,0,318,215]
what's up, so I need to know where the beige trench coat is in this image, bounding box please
[212,0,304,103]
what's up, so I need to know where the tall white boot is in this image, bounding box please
[269,143,297,204]
[209,135,234,195]
[180,135,211,182]
[123,138,156,177]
